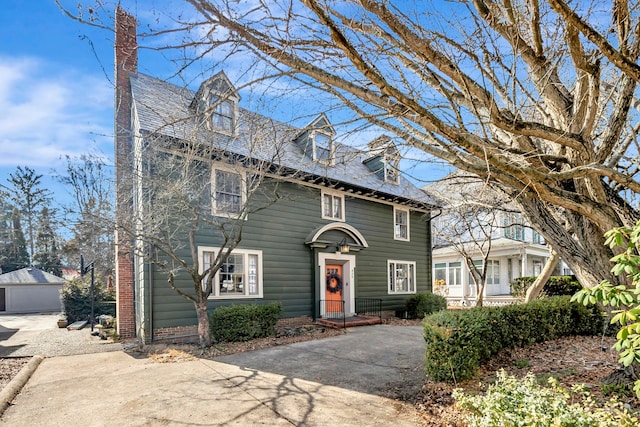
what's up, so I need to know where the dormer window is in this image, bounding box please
[190,71,239,136]
[384,153,400,184]
[212,97,234,133]
[296,114,336,165]
[313,131,333,164]
[364,135,401,185]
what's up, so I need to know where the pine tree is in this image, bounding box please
[33,207,63,277]
[0,207,29,273]
[2,166,52,265]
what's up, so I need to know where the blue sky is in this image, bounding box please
[0,1,116,203]
[0,1,450,212]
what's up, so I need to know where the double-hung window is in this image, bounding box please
[213,168,244,216]
[388,260,416,294]
[211,98,235,134]
[384,153,400,184]
[200,247,263,298]
[394,207,409,241]
[322,190,344,221]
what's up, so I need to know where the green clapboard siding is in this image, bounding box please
[149,180,431,330]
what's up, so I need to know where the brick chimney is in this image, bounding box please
[114,6,137,340]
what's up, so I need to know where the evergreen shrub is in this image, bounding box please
[405,292,447,319]
[510,275,582,298]
[423,296,603,382]
[210,302,282,342]
[61,277,115,323]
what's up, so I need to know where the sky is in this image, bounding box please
[0,1,116,207]
[0,1,451,216]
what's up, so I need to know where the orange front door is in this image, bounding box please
[325,264,343,313]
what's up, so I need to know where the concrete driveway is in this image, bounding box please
[0,313,61,349]
[1,325,427,426]
[0,313,122,357]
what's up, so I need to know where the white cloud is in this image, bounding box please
[0,56,113,169]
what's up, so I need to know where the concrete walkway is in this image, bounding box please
[1,325,426,426]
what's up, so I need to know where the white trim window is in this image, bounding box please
[388,260,416,294]
[212,168,244,216]
[212,98,235,134]
[469,260,500,285]
[434,263,447,284]
[322,190,345,221]
[313,131,334,165]
[486,260,500,285]
[394,207,410,241]
[383,153,400,184]
[199,247,263,298]
[448,262,462,286]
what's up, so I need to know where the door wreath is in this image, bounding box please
[326,273,343,293]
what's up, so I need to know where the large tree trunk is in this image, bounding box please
[515,197,620,289]
[195,300,212,348]
[525,248,559,302]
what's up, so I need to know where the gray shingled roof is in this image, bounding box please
[0,268,65,285]
[129,73,434,209]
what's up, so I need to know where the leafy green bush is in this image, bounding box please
[510,275,582,298]
[61,276,115,323]
[453,370,639,427]
[573,219,640,397]
[210,302,282,342]
[545,276,583,296]
[405,292,447,319]
[509,277,535,298]
[423,296,603,382]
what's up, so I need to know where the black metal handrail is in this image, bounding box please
[319,299,345,329]
[355,297,382,320]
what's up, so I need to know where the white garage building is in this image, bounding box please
[0,267,64,313]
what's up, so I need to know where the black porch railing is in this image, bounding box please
[319,299,345,329]
[355,297,382,321]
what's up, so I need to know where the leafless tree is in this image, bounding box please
[119,109,292,347]
[124,0,639,291]
[430,174,513,306]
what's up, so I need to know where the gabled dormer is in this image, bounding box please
[295,113,336,165]
[363,135,400,184]
[190,71,240,136]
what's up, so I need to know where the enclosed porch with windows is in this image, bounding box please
[432,239,551,307]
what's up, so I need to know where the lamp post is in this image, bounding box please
[80,255,95,332]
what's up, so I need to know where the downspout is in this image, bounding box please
[147,255,153,343]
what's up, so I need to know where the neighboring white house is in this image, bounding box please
[425,173,572,306]
[0,267,64,313]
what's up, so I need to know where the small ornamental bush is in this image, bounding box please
[405,292,447,319]
[510,275,582,298]
[62,276,115,324]
[453,370,639,427]
[423,296,603,382]
[210,302,282,342]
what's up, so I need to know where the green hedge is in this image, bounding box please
[423,296,603,382]
[510,275,582,298]
[210,302,282,342]
[405,292,447,319]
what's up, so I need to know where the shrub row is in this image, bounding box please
[209,302,282,342]
[509,275,582,298]
[404,292,447,319]
[423,296,603,382]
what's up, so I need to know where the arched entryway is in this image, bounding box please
[305,223,368,318]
